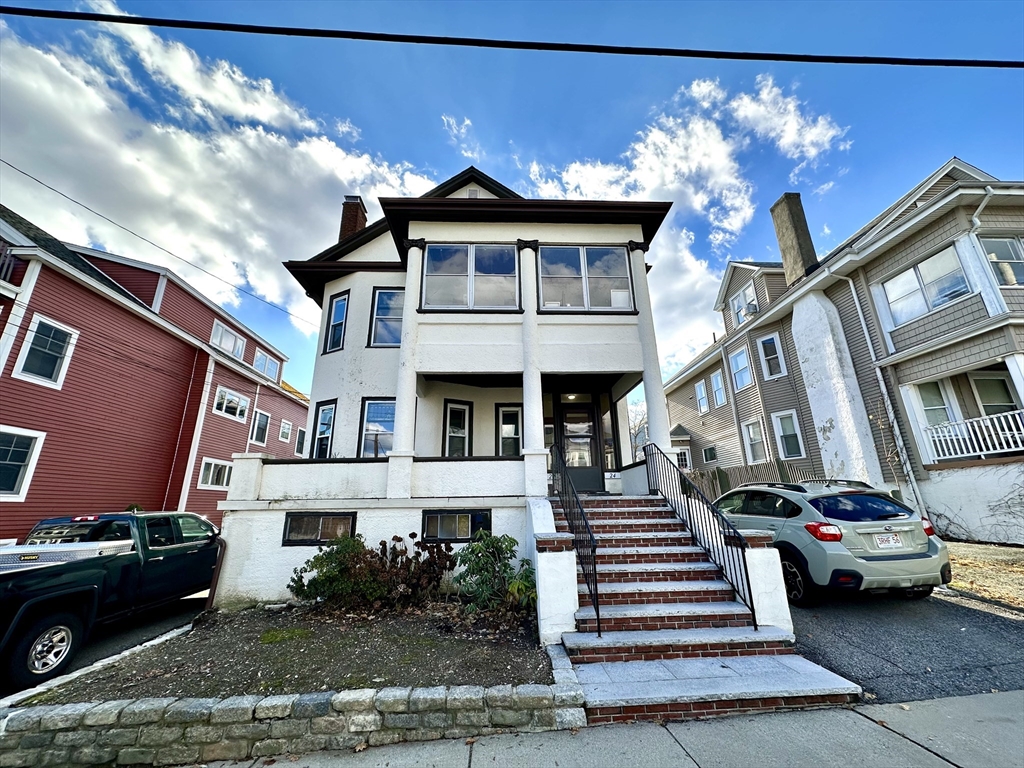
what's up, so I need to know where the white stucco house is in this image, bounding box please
[215,167,680,603]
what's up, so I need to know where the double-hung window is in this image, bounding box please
[211,321,245,359]
[710,370,726,407]
[969,374,1021,416]
[198,458,233,490]
[757,333,787,379]
[539,246,632,310]
[360,399,395,458]
[702,446,717,463]
[212,386,249,422]
[444,400,473,457]
[370,288,404,346]
[917,381,954,426]
[422,244,517,309]
[729,348,753,391]
[979,236,1024,287]
[742,419,767,463]
[313,401,336,459]
[279,420,292,442]
[295,427,307,457]
[882,246,970,326]
[730,282,757,327]
[0,426,46,502]
[253,349,280,380]
[771,411,805,459]
[249,410,270,446]
[324,291,349,352]
[497,405,522,457]
[13,314,78,389]
[695,380,709,414]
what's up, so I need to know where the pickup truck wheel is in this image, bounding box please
[7,613,83,689]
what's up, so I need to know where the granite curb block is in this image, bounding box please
[0,680,585,767]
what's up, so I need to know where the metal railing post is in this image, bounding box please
[551,444,601,637]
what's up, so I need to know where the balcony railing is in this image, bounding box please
[925,408,1024,462]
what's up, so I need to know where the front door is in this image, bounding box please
[562,405,603,492]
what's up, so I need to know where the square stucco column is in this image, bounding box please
[630,243,673,454]
[519,240,548,496]
[387,240,425,499]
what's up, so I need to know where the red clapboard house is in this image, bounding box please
[0,205,309,542]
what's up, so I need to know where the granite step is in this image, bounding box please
[580,561,721,583]
[575,601,753,632]
[556,520,687,535]
[595,546,707,565]
[581,579,736,605]
[576,654,861,724]
[562,625,795,663]
[592,531,693,546]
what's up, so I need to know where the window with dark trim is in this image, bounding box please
[496,404,522,457]
[538,246,633,310]
[295,427,307,457]
[324,291,350,353]
[702,445,717,463]
[422,244,518,310]
[443,399,473,457]
[422,509,490,542]
[369,288,404,346]
[283,512,356,545]
[313,400,337,459]
[250,410,270,446]
[360,398,396,457]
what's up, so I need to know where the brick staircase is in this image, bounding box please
[552,494,860,724]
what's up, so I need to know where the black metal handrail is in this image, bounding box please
[550,444,601,636]
[643,443,757,628]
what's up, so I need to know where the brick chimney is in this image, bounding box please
[339,195,367,241]
[770,192,819,287]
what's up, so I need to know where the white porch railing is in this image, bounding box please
[924,408,1024,462]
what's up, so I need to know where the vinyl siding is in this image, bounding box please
[725,336,764,465]
[83,256,161,307]
[666,358,743,470]
[763,272,790,305]
[752,318,822,476]
[0,266,198,540]
[889,294,990,352]
[894,328,1016,383]
[888,175,956,228]
[863,210,963,285]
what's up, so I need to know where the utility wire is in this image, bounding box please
[1,5,1021,69]
[0,158,318,328]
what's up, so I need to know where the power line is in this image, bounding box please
[0,158,318,328]
[1,5,1021,69]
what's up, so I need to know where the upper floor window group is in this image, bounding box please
[423,244,517,309]
[882,246,970,327]
[539,246,632,310]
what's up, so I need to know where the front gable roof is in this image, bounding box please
[713,260,783,311]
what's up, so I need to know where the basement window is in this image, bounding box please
[283,512,356,546]
[422,510,491,542]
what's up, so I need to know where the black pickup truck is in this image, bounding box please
[0,512,219,690]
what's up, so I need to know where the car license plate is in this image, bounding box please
[874,532,903,549]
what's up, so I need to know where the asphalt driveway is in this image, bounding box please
[792,587,1024,703]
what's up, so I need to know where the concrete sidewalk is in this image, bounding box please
[217,690,1023,768]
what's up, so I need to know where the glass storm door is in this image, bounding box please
[562,406,603,492]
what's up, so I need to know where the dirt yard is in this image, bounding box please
[947,541,1024,610]
[31,603,552,705]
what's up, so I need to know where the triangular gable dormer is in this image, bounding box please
[850,157,996,249]
[712,260,784,312]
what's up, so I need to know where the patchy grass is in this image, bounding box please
[35,603,551,704]
[259,627,313,644]
[948,541,1024,611]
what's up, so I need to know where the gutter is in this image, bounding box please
[829,271,924,511]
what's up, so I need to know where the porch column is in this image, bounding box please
[1006,353,1024,406]
[629,241,674,455]
[518,239,548,496]
[387,239,424,499]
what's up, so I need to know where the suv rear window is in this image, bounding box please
[809,493,912,522]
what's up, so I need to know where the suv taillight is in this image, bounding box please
[805,522,843,542]
[922,518,936,537]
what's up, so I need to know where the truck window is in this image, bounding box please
[95,521,133,542]
[144,517,177,548]
[177,516,214,543]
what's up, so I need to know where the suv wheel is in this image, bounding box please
[6,612,83,690]
[781,555,818,607]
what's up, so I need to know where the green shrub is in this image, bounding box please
[452,531,537,617]
[288,533,455,611]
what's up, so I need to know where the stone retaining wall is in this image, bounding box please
[0,681,585,767]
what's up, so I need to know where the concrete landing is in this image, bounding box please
[577,654,861,708]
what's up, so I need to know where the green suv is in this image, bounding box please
[715,480,952,606]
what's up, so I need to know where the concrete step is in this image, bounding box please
[581,580,736,605]
[575,654,861,724]
[562,625,795,663]
[595,546,707,565]
[580,561,721,583]
[575,601,753,632]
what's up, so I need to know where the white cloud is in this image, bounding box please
[441,114,483,162]
[334,118,361,142]
[821,223,832,237]
[0,12,434,335]
[686,78,728,110]
[814,181,835,196]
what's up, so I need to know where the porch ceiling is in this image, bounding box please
[423,372,524,388]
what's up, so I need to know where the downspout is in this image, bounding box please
[969,186,996,233]
[831,272,924,511]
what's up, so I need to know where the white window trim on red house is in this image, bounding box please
[197,457,233,491]
[279,420,292,442]
[11,313,80,391]
[0,424,46,502]
[212,385,250,423]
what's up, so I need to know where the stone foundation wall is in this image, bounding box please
[0,682,586,767]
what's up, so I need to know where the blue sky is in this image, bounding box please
[1,0,1021,392]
